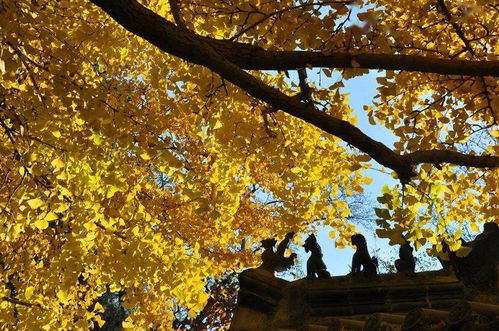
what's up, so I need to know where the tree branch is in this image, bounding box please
[2,296,44,309]
[437,0,475,55]
[219,46,499,77]
[297,68,313,105]
[403,150,499,169]
[89,0,499,183]
[91,0,498,77]
[168,0,187,31]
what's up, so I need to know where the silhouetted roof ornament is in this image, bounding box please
[349,233,378,277]
[259,232,296,273]
[443,222,499,290]
[303,234,330,279]
[395,237,416,275]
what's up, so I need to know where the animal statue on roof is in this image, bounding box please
[443,222,499,290]
[303,234,330,279]
[395,238,416,274]
[259,232,297,273]
[350,234,377,277]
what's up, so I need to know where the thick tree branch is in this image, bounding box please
[89,0,499,183]
[403,150,499,169]
[92,0,499,77]
[218,45,499,77]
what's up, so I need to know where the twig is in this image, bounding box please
[2,296,44,309]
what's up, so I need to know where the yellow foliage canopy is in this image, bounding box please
[0,0,497,328]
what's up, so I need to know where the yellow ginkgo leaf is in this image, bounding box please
[57,290,69,304]
[25,286,35,300]
[53,203,69,213]
[44,212,58,222]
[27,198,44,209]
[94,315,106,328]
[33,219,49,230]
[51,158,65,169]
[448,240,462,252]
[122,321,134,328]
[335,238,347,249]
[94,302,105,313]
[213,120,223,130]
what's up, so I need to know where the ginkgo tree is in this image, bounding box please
[0,0,498,329]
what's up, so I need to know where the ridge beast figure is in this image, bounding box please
[443,222,499,290]
[350,234,377,277]
[260,232,297,273]
[303,234,330,279]
[395,238,416,274]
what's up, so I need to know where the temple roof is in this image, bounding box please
[230,268,499,331]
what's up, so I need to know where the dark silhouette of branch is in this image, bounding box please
[436,0,475,55]
[2,296,44,309]
[403,150,499,169]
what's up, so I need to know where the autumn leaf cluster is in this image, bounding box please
[0,0,497,329]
